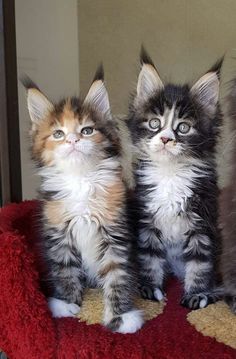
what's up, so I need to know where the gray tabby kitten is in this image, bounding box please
[128,49,221,309]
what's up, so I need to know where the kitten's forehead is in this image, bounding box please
[153,104,190,130]
[53,99,95,129]
[148,85,193,117]
[162,105,176,126]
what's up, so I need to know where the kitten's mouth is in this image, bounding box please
[156,146,177,157]
[157,146,170,154]
[67,148,81,156]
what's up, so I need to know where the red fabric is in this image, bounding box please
[0,201,235,359]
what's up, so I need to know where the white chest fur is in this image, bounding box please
[139,158,206,243]
[40,158,120,281]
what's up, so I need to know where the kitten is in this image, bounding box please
[127,49,222,309]
[22,67,143,333]
[220,78,236,314]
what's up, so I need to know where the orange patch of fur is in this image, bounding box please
[99,261,120,277]
[44,200,66,225]
[92,177,126,225]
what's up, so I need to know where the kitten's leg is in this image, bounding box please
[100,226,143,333]
[139,225,167,301]
[225,294,236,314]
[44,226,85,317]
[181,233,216,309]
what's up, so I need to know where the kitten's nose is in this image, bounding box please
[66,134,79,144]
[161,137,171,144]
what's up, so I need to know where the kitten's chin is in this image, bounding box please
[152,142,184,158]
[150,147,181,162]
[66,149,83,159]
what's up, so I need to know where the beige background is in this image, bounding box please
[16,0,236,199]
[15,0,79,199]
[78,0,236,113]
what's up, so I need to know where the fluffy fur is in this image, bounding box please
[220,78,236,314]
[22,68,143,333]
[127,49,222,309]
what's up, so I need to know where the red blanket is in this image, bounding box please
[0,201,235,359]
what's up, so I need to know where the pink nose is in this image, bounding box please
[66,134,79,144]
[66,138,79,145]
[161,137,171,144]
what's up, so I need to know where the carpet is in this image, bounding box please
[0,201,235,359]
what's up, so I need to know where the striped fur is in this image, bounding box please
[23,70,143,333]
[220,78,236,314]
[128,50,221,309]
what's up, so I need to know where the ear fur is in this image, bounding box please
[84,65,111,119]
[21,76,54,124]
[136,47,164,101]
[190,59,223,115]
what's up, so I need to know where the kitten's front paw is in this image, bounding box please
[225,294,236,314]
[181,293,215,310]
[48,297,80,318]
[105,310,144,334]
[141,285,166,301]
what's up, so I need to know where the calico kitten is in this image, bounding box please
[128,49,221,309]
[220,78,236,314]
[22,68,143,333]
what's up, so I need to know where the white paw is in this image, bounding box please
[154,288,165,301]
[48,297,80,318]
[199,297,208,308]
[116,310,144,334]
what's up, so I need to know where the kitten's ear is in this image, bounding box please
[21,76,54,124]
[136,47,164,101]
[84,65,111,119]
[190,59,223,115]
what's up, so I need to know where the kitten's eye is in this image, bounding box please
[177,122,191,134]
[53,130,65,139]
[81,127,94,135]
[149,118,161,130]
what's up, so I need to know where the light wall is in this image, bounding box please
[15,0,79,199]
[16,1,236,198]
[78,0,236,113]
[78,0,236,187]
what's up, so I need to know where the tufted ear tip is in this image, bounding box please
[84,66,111,119]
[20,74,40,91]
[140,45,155,67]
[92,63,104,82]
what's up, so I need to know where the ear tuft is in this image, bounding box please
[92,63,104,82]
[20,74,40,91]
[208,57,224,79]
[140,45,155,66]
[84,66,110,118]
[21,75,54,124]
[136,46,164,101]
[190,70,220,115]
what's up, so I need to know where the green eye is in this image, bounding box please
[53,130,65,139]
[81,127,94,135]
[178,122,191,134]
[149,118,161,130]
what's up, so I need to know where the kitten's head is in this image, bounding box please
[128,48,222,162]
[22,66,119,170]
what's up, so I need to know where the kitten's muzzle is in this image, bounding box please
[66,133,80,145]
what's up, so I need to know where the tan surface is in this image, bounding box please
[188,301,236,349]
[77,288,165,325]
